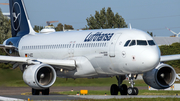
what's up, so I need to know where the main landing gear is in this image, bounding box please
[110,74,139,95]
[110,75,127,95]
[32,88,50,95]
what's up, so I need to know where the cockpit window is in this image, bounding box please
[125,40,155,47]
[137,40,147,45]
[148,40,155,46]
[129,40,136,46]
[124,40,131,47]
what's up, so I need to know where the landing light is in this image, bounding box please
[60,68,63,72]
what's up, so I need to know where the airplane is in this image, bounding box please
[0,0,179,95]
[40,21,58,33]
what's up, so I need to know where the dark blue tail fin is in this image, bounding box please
[9,0,35,37]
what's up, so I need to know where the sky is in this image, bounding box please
[0,0,180,37]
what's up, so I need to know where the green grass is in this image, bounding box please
[52,90,110,95]
[73,98,180,101]
[139,90,180,95]
[54,89,180,96]
[53,77,147,87]
[0,68,148,87]
[0,68,27,87]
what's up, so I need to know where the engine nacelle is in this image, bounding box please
[143,63,176,89]
[23,64,56,89]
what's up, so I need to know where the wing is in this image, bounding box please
[0,55,76,70]
[161,55,180,62]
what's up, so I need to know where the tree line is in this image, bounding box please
[0,9,12,69]
[86,7,127,29]
[0,9,11,44]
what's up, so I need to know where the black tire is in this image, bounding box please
[133,87,139,95]
[32,88,40,95]
[127,87,135,95]
[120,84,127,95]
[110,84,118,95]
[42,88,50,95]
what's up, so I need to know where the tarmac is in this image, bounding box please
[0,86,179,100]
[1,95,180,100]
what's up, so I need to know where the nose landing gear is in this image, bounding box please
[110,74,139,95]
[127,74,139,95]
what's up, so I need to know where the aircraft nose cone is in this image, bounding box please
[141,48,160,71]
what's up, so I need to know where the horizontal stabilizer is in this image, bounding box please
[0,44,17,49]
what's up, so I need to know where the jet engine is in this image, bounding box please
[143,63,176,89]
[23,64,56,89]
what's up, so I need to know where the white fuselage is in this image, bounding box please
[18,28,160,78]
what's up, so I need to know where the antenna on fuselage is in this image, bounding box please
[129,23,132,29]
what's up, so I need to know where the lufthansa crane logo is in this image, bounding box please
[12,2,21,31]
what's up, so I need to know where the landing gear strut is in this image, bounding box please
[32,88,50,95]
[110,75,127,95]
[127,74,139,95]
[110,74,139,95]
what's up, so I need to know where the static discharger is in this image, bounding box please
[80,90,88,95]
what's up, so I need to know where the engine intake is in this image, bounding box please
[143,63,176,89]
[23,64,56,89]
